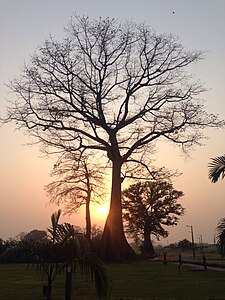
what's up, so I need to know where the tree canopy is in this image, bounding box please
[122,179,184,258]
[4,15,223,261]
[177,239,193,250]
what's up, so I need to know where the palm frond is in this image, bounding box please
[216,217,225,256]
[25,211,110,298]
[208,155,225,183]
[51,209,62,229]
[79,252,111,299]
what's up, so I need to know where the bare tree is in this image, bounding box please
[46,152,106,241]
[3,15,223,261]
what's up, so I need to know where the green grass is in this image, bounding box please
[108,261,225,300]
[1,261,225,299]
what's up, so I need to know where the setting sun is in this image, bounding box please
[90,202,110,223]
[96,205,109,217]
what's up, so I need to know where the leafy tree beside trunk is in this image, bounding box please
[3,15,222,262]
[122,180,185,258]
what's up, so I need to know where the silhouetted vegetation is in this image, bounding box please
[46,152,106,241]
[0,211,109,300]
[0,230,48,263]
[208,155,225,183]
[4,14,222,262]
[177,239,193,250]
[216,217,225,257]
[122,179,184,258]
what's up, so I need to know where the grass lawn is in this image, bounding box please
[1,261,225,299]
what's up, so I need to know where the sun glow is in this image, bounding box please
[96,205,109,216]
[91,203,109,221]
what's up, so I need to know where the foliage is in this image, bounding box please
[0,239,8,256]
[37,210,109,299]
[167,243,178,249]
[24,230,48,243]
[123,180,185,238]
[0,211,109,299]
[216,217,225,257]
[0,230,48,263]
[122,179,184,257]
[208,155,225,183]
[178,239,193,250]
[0,241,36,263]
[90,224,103,253]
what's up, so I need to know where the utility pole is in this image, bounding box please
[198,234,203,254]
[186,225,195,259]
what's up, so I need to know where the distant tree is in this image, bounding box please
[0,238,7,255]
[14,232,27,242]
[90,224,103,253]
[208,155,225,183]
[4,15,222,261]
[3,237,18,249]
[167,243,178,249]
[24,230,48,243]
[178,239,192,250]
[122,179,184,258]
[46,152,106,241]
[0,231,48,261]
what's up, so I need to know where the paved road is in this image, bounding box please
[180,262,225,272]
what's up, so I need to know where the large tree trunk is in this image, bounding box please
[100,160,136,262]
[142,228,155,259]
[46,279,52,300]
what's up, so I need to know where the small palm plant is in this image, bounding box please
[208,155,225,183]
[32,210,110,300]
[216,217,225,257]
[209,155,225,257]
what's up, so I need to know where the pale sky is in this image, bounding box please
[0,0,225,245]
